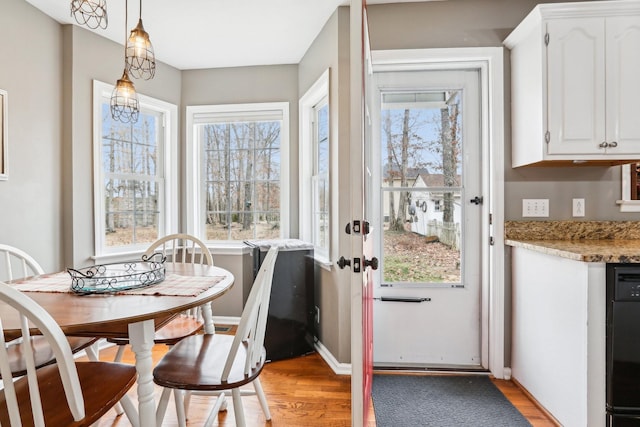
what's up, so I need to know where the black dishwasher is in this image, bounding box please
[606,264,640,426]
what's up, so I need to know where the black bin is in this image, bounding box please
[245,239,315,361]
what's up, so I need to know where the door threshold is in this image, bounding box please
[373,364,488,375]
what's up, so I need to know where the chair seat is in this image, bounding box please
[0,361,137,427]
[6,336,98,378]
[153,334,266,391]
[107,314,204,346]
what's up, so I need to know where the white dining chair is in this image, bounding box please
[153,246,279,427]
[0,243,99,375]
[0,282,137,427]
[107,233,216,417]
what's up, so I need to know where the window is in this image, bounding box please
[300,70,330,262]
[618,163,640,212]
[186,103,290,241]
[93,81,178,257]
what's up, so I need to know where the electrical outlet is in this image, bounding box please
[573,198,585,217]
[315,306,320,324]
[522,199,549,217]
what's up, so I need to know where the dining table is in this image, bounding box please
[1,262,234,427]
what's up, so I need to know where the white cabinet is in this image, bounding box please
[504,1,640,167]
[511,247,606,426]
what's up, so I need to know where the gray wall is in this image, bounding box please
[0,0,64,272]
[298,7,352,364]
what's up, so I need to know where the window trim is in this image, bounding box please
[185,102,290,241]
[617,163,640,212]
[92,80,178,258]
[300,69,331,264]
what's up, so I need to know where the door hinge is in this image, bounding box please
[489,213,493,225]
[544,32,549,46]
[545,131,550,144]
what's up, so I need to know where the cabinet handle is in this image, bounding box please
[609,141,618,148]
[599,141,609,148]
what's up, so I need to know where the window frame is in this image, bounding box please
[300,70,331,264]
[92,80,178,259]
[618,163,640,212]
[185,102,290,242]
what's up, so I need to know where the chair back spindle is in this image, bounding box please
[0,244,45,282]
[222,246,278,382]
[0,283,85,426]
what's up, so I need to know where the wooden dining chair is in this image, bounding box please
[107,233,215,357]
[153,246,279,427]
[0,244,99,375]
[0,282,137,427]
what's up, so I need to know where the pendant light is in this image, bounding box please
[70,0,108,30]
[126,0,155,80]
[110,0,139,123]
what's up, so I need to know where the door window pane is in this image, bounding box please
[381,91,462,285]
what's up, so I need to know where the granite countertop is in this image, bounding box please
[505,221,640,263]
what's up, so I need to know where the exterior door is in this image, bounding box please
[371,69,484,369]
[349,0,374,425]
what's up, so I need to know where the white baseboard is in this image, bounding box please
[314,339,351,376]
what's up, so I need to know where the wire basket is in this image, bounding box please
[67,253,166,295]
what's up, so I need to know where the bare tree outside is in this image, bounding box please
[103,106,161,247]
[381,91,462,284]
[203,120,281,240]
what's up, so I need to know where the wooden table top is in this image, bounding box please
[1,264,234,340]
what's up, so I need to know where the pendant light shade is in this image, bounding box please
[110,0,138,123]
[70,0,108,30]
[126,18,156,80]
[110,69,139,123]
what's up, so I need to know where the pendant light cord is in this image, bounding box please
[124,0,128,57]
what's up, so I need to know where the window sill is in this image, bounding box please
[92,250,146,264]
[315,257,333,271]
[616,200,640,213]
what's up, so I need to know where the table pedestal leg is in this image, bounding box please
[129,319,156,427]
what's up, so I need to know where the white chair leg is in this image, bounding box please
[174,389,188,427]
[203,392,227,427]
[253,377,271,420]
[231,387,246,427]
[110,344,128,415]
[155,387,172,426]
[84,342,99,361]
[183,390,192,419]
[119,395,140,427]
[113,344,126,362]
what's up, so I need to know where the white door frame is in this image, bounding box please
[366,47,506,379]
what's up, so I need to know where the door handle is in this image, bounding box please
[364,257,379,270]
[337,256,351,269]
[470,196,483,205]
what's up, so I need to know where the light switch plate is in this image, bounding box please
[573,198,585,217]
[522,199,549,217]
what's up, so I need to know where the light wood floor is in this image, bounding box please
[92,341,556,426]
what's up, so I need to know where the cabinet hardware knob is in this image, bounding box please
[609,141,618,148]
[599,141,609,148]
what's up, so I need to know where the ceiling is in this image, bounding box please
[23,0,439,71]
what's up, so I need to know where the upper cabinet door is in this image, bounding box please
[546,18,606,155]
[606,16,640,155]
